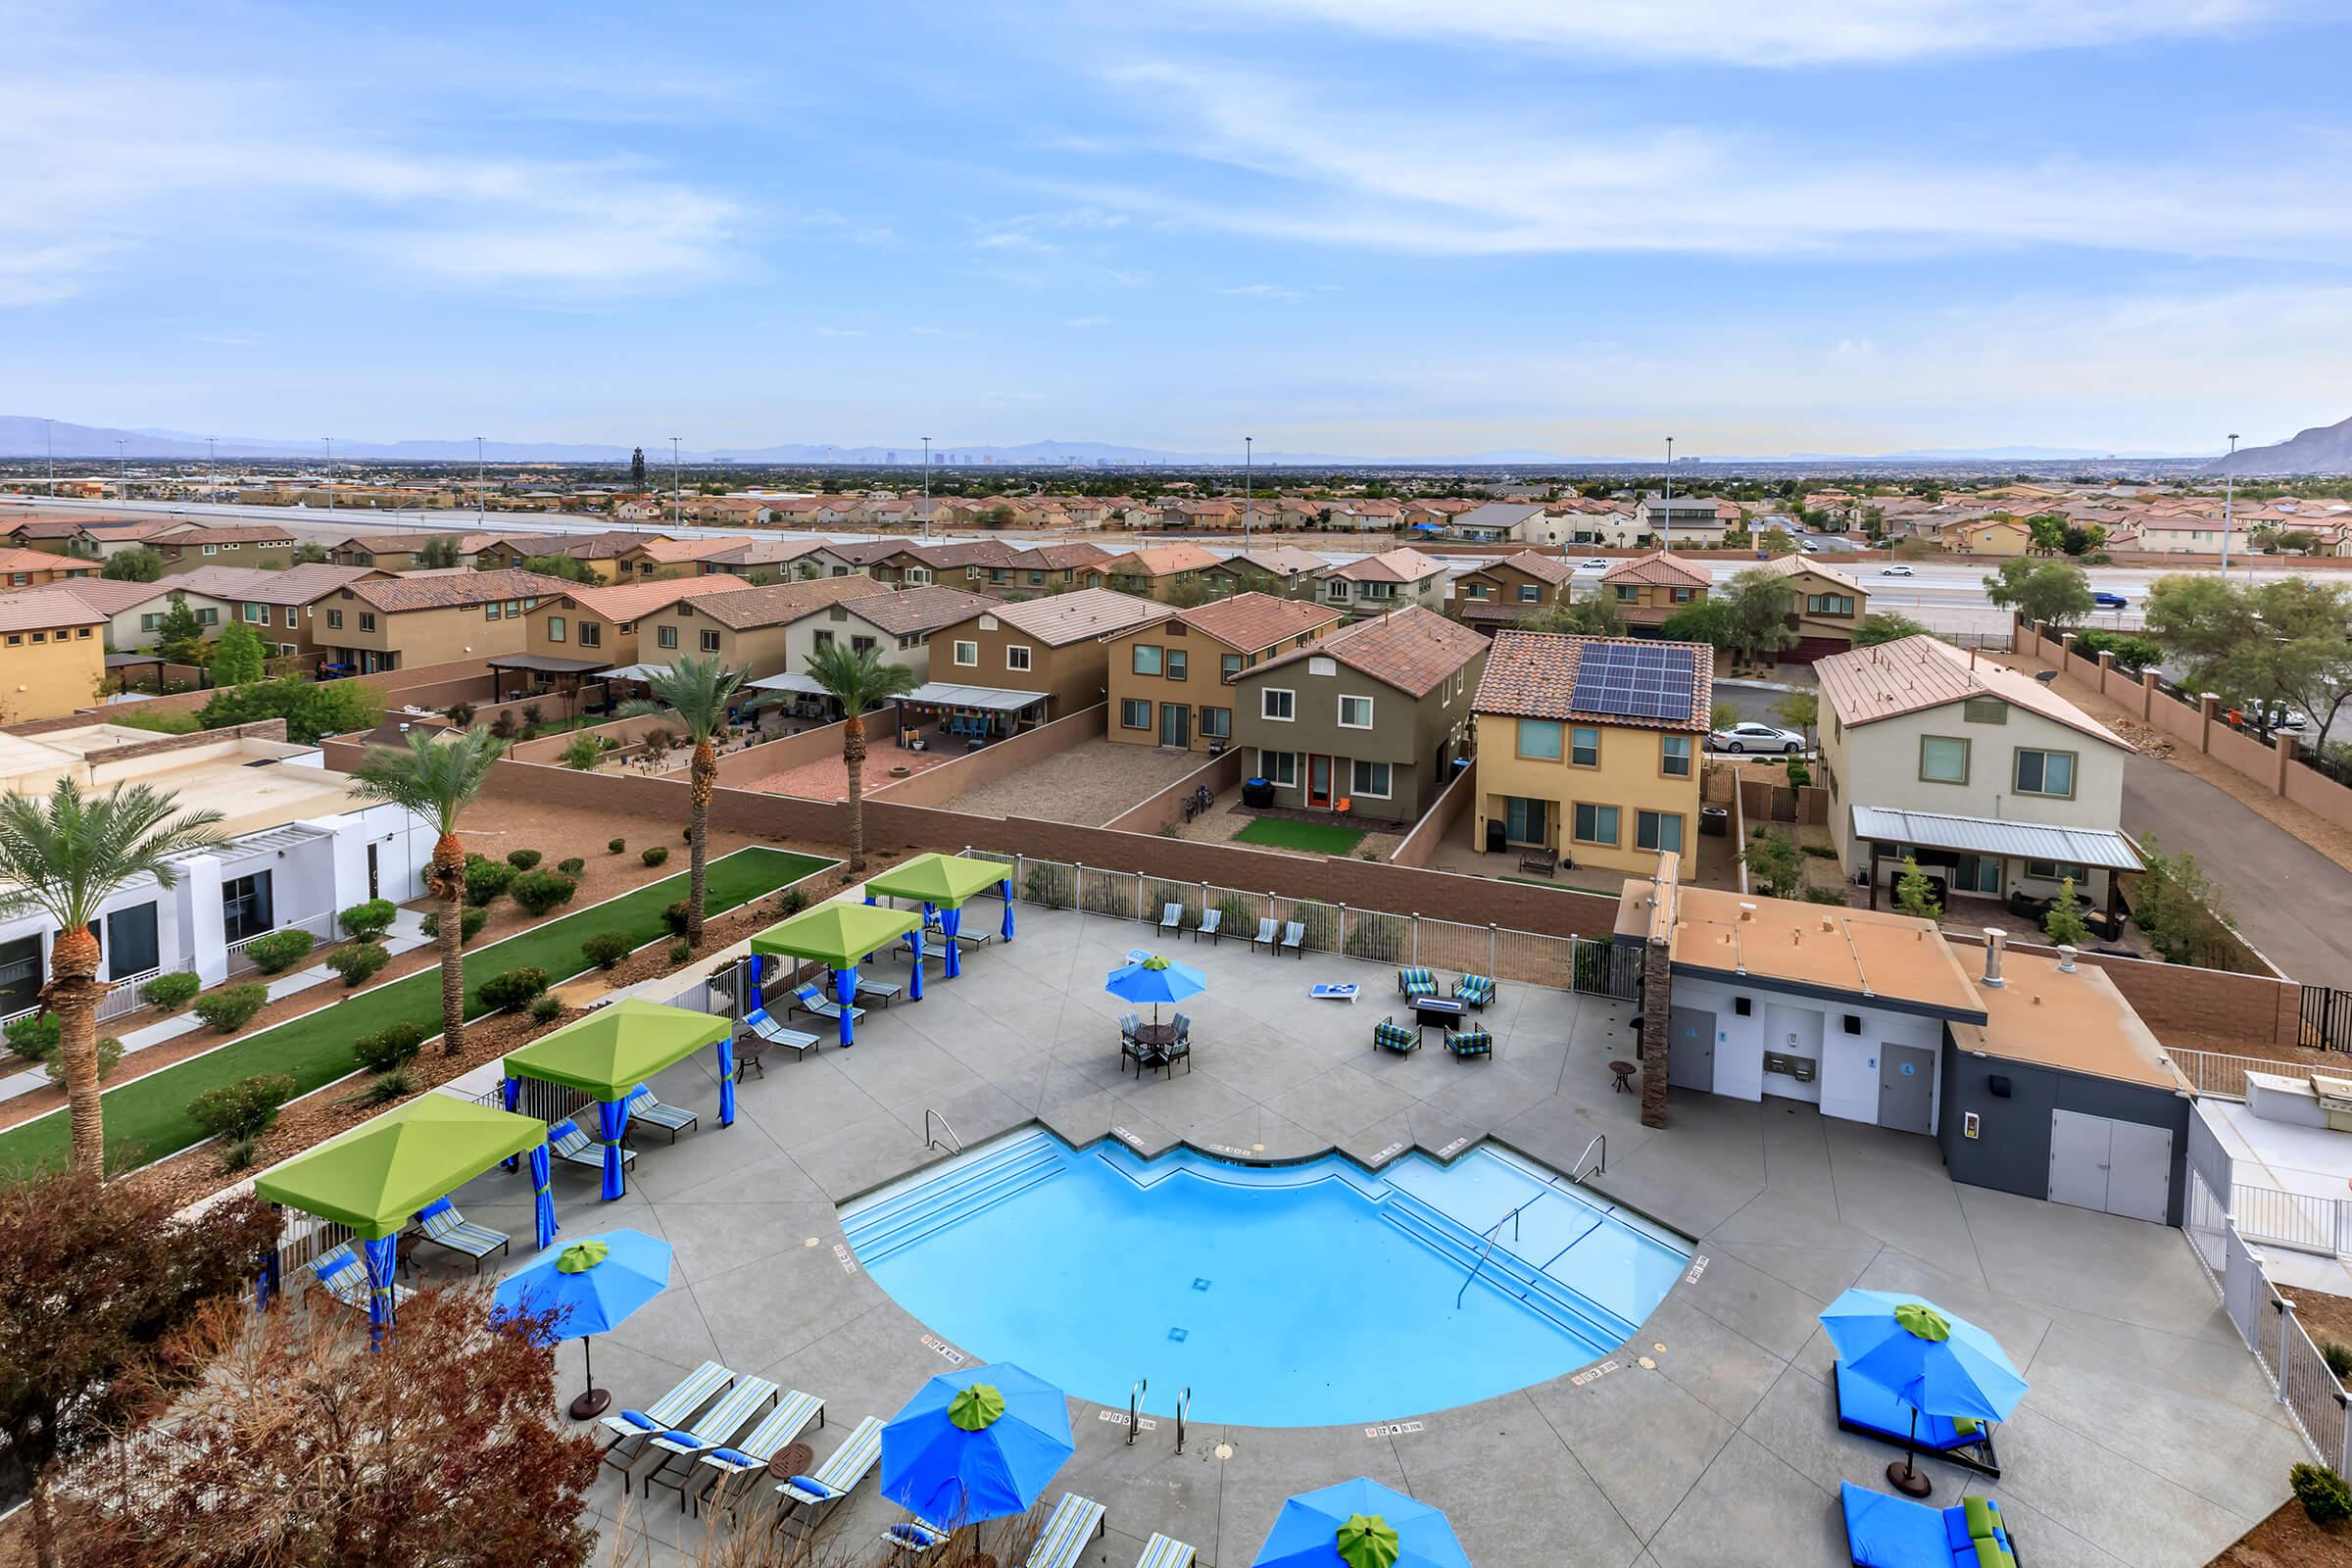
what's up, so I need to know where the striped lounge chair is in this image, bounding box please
[1373,1017,1419,1055]
[880,1516,951,1557]
[1445,1024,1494,1061]
[311,1245,415,1314]
[693,1389,825,1515]
[410,1198,509,1273]
[774,1414,886,1535]
[1136,1534,1197,1568]
[549,1119,636,1178]
[1396,966,1439,1001]
[634,1376,781,1493]
[1024,1494,1108,1568]
[1451,973,1496,1009]
[597,1359,732,1459]
[738,1006,822,1075]
[788,983,866,1027]
[622,1083,699,1143]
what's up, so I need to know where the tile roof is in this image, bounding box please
[1007,542,1113,571]
[1472,550,1576,586]
[982,587,1165,646]
[545,573,750,622]
[1815,635,2127,748]
[561,530,671,560]
[1757,553,1864,592]
[899,539,1023,569]
[1600,550,1711,588]
[330,532,453,553]
[1231,546,1328,576]
[1098,543,1224,577]
[704,537,826,566]
[83,519,193,541]
[0,588,104,633]
[817,539,908,565]
[166,525,295,545]
[1320,547,1445,584]
[0,548,93,574]
[840,585,1004,636]
[1128,592,1343,654]
[1245,605,1486,698]
[50,578,179,615]
[7,518,105,539]
[342,567,578,612]
[627,537,752,564]
[673,574,895,630]
[1471,630,1713,732]
[170,564,386,605]
[1451,502,1552,531]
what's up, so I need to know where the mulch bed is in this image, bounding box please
[2212,1499,2352,1568]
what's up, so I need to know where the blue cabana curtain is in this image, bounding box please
[940,906,963,978]
[1000,879,1015,941]
[596,1096,632,1200]
[501,1076,524,1170]
[256,1201,283,1308]
[907,928,924,1001]
[716,1036,737,1126]
[832,965,858,1046]
[747,953,768,1014]
[529,1140,558,1248]
[362,1234,400,1348]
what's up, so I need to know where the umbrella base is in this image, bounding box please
[1886,1460,1933,1498]
[569,1389,612,1421]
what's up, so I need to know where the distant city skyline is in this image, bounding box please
[6,2,2349,458]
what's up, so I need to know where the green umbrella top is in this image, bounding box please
[863,852,1010,909]
[948,1384,1006,1431]
[1894,1301,1951,1343]
[1337,1514,1400,1568]
[502,998,731,1100]
[752,900,923,970]
[254,1095,546,1240]
[557,1240,610,1273]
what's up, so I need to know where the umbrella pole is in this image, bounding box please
[1887,1405,1932,1497]
[569,1335,611,1422]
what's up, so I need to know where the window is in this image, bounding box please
[1517,719,1563,760]
[577,621,602,649]
[851,635,876,654]
[1518,583,1540,603]
[1337,695,1374,728]
[1571,726,1599,767]
[699,629,721,653]
[1805,593,1856,615]
[2014,748,2077,798]
[1005,645,1032,672]
[220,870,274,945]
[1132,644,1164,676]
[953,640,978,666]
[1573,803,1620,846]
[1660,735,1692,777]
[1325,580,1348,600]
[1028,571,1045,586]
[657,624,678,650]
[104,901,160,980]
[196,607,218,626]
[485,601,504,621]
[1262,688,1296,721]
[1615,585,1639,603]
[811,629,834,653]
[202,543,218,556]
[1260,750,1298,787]
[1200,707,1231,740]
[2023,858,2091,882]
[1464,581,1489,600]
[358,612,376,632]
[140,612,160,631]
[1120,699,1152,729]
[1221,653,1242,680]
[2,636,15,647]
[241,603,269,625]
[8,573,24,588]
[546,616,566,643]
[1637,809,1684,854]
[1919,735,1969,783]
[1672,586,1693,604]
[1350,760,1392,798]
[1166,649,1188,681]
[1308,656,1336,675]
[322,608,342,629]
[28,631,42,644]
[1963,698,2007,724]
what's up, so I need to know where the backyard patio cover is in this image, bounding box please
[753,900,924,1044]
[746,671,831,697]
[863,853,1012,977]
[502,999,736,1198]
[596,662,675,683]
[896,681,1049,712]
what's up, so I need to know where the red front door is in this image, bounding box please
[1307,754,1333,808]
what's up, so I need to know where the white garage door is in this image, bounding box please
[2049,1109,2173,1225]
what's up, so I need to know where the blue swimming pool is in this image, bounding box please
[840,1130,1691,1427]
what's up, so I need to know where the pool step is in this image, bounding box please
[1380,1190,1637,1348]
[844,1135,1071,1264]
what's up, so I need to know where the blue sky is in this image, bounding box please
[7,0,2351,459]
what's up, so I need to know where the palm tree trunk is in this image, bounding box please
[843,712,868,872]
[430,832,466,1057]
[687,740,714,946]
[44,926,108,1179]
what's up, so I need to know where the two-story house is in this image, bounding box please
[1219,546,1328,599]
[0,549,98,589]
[1756,554,1870,662]
[1633,494,1729,547]
[1226,606,1487,825]
[994,542,1113,595]
[312,568,576,673]
[0,590,106,720]
[628,576,897,679]
[929,588,1164,719]
[168,564,391,660]
[1599,551,1711,633]
[1311,548,1447,618]
[1452,551,1575,630]
[153,526,300,572]
[1816,635,2139,918]
[1085,544,1229,601]
[1448,503,1562,546]
[520,574,750,670]
[696,537,830,580]
[1102,593,1344,752]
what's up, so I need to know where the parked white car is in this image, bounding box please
[1707,720,1807,754]
[1880,564,1916,576]
[1579,558,1610,570]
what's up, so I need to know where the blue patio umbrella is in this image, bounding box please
[1105,953,1205,1026]
[881,1363,1074,1529]
[1820,1289,2027,1497]
[1254,1477,1471,1568]
[493,1228,672,1422]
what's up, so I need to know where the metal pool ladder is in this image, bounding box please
[924,1108,961,1153]
[1456,1196,1539,1308]
[1174,1388,1192,1454]
[1127,1379,1147,1446]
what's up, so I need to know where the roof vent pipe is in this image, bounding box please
[1738,903,1756,922]
[2057,944,2078,973]
[1983,928,2007,988]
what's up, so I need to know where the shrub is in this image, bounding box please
[338,899,397,944]
[324,942,390,989]
[418,906,490,945]
[241,929,316,975]
[528,993,564,1023]
[506,849,542,871]
[641,846,669,867]
[582,931,633,970]
[465,857,514,906]
[562,732,601,770]
[217,1137,260,1173]
[477,967,550,1012]
[353,1021,427,1074]
[5,1012,59,1061]
[683,827,695,843]
[668,941,692,963]
[1784,757,1812,789]
[558,857,585,877]
[188,1072,295,1143]
[444,701,476,727]
[193,983,269,1034]
[510,870,578,917]
[777,887,808,917]
[609,837,626,854]
[1341,908,1406,961]
[1025,864,1073,909]
[2326,1341,2352,1379]
[2293,1462,2352,1524]
[44,1036,122,1086]
[349,1068,414,1107]
[141,970,201,1012]
[662,899,691,936]
[521,702,543,730]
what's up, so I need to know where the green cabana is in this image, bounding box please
[862,853,1013,977]
[502,999,734,1200]
[255,1095,555,1341]
[750,900,924,1045]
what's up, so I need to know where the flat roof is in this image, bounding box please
[1950,950,2183,1092]
[485,654,610,674]
[0,727,372,841]
[1849,807,2144,872]
[895,682,1049,712]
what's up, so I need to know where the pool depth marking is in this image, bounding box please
[921,1333,966,1365]
[1569,1359,1621,1388]
[1684,1255,1709,1286]
[1364,1420,1427,1439]
[834,1243,858,1275]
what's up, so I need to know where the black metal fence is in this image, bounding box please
[1568,936,1642,1002]
[2300,986,2352,1053]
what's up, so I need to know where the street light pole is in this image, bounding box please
[670,437,681,529]
[1662,435,1674,555]
[1244,436,1253,548]
[475,436,485,520]
[116,438,125,501]
[207,437,216,504]
[45,419,54,497]
[2220,433,2240,580]
[323,437,333,515]
[921,436,932,539]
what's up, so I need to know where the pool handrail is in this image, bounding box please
[1126,1379,1146,1446]
[924,1108,962,1154]
[1568,1134,1606,1186]
[1173,1388,1191,1455]
[1455,1193,1542,1309]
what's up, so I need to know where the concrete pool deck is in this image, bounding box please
[428,903,2302,1568]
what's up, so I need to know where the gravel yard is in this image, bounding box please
[942,736,1208,824]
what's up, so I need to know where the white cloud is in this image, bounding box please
[1220,283,1304,300]
[813,326,868,338]
[1065,316,1112,327]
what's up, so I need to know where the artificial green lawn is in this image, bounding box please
[1232,817,1366,856]
[0,846,830,1178]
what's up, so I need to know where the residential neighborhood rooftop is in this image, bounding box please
[1816,634,2128,748]
[675,574,894,630]
[0,588,106,633]
[838,583,1002,636]
[1600,550,1711,587]
[1126,591,1341,653]
[543,572,750,623]
[985,586,1163,645]
[171,563,385,605]
[1472,629,1714,732]
[343,567,578,612]
[1319,546,1445,583]
[1247,603,1483,697]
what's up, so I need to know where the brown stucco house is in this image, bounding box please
[1600,551,1712,633]
[1452,550,1575,630]
[928,588,1163,718]
[1102,593,1344,752]
[313,567,577,673]
[628,575,896,679]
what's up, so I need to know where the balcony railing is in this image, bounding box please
[223,910,340,976]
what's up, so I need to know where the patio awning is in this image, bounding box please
[753,900,922,969]
[895,682,1049,712]
[595,662,675,683]
[864,852,1010,909]
[501,999,731,1100]
[103,652,168,669]
[747,671,832,697]
[1849,807,2144,872]
[254,1094,547,1240]
[486,654,611,675]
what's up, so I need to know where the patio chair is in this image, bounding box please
[1249,916,1280,953]
[1396,965,1439,1000]
[691,1390,825,1514]
[310,1245,415,1315]
[1838,1482,2016,1568]
[855,975,905,1008]
[1451,973,1497,1009]
[1191,907,1223,944]
[1373,1017,1419,1055]
[409,1198,510,1274]
[1023,1493,1108,1568]
[880,1516,951,1557]
[1135,1534,1197,1568]
[597,1359,734,1457]
[1834,1362,2001,1479]
[636,1375,781,1494]
[1157,902,1184,935]
[549,1119,637,1178]
[737,1007,821,1076]
[788,983,866,1028]
[622,1083,699,1144]
[1444,1023,1494,1061]
[773,1414,886,1535]
[1279,920,1305,958]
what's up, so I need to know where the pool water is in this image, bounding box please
[840,1130,1691,1427]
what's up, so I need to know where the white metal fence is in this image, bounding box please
[224,909,341,977]
[2167,1046,2313,1102]
[2184,1168,2352,1470]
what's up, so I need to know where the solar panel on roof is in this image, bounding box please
[1569,643,1694,722]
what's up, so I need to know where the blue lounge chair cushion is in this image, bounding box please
[710,1447,758,1469]
[614,1409,660,1433]
[1836,1363,1988,1452]
[887,1522,947,1547]
[784,1475,834,1500]
[1839,1483,1954,1568]
[658,1429,699,1447]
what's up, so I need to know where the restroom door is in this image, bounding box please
[366,842,380,902]
[1877,1044,1936,1134]
[1667,1007,1715,1094]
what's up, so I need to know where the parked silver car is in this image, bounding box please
[1707,720,1806,754]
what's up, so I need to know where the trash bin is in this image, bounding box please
[1486,819,1505,853]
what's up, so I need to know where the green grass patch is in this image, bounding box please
[1232,816,1366,856]
[1498,875,1623,896]
[0,847,830,1179]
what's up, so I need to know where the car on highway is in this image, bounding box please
[2091,591,2128,608]
[1578,558,1609,570]
[1880,564,1915,576]
[1707,720,1807,755]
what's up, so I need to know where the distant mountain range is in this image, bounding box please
[0,416,2222,468]
[2203,415,2352,476]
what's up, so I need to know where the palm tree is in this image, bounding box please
[801,643,919,872]
[0,782,225,1176]
[621,655,743,945]
[349,728,507,1058]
